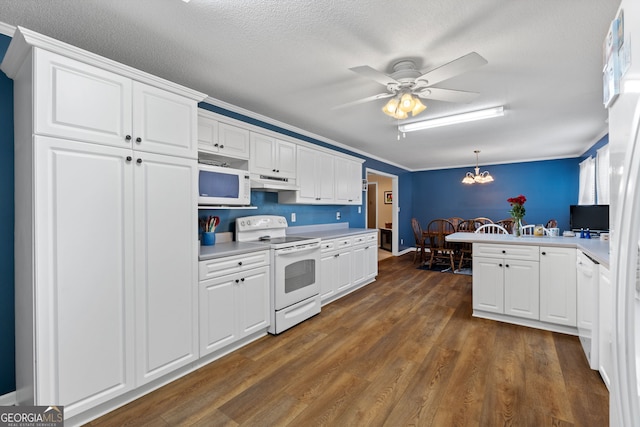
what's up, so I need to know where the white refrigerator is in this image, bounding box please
[607,0,640,425]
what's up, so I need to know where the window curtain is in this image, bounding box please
[578,156,596,205]
[596,145,610,204]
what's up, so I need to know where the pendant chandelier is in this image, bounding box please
[462,150,494,184]
[382,92,427,120]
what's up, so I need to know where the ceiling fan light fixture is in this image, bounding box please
[399,93,416,113]
[411,98,426,116]
[382,97,400,117]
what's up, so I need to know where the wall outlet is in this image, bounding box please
[401,239,404,245]
[358,206,361,214]
[291,212,296,223]
[336,211,341,220]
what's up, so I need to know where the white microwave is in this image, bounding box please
[198,164,251,206]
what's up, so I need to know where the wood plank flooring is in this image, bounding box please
[89,254,608,426]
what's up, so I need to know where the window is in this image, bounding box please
[578,156,596,205]
[596,145,610,204]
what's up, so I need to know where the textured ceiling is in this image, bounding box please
[0,0,620,170]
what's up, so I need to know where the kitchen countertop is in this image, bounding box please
[199,241,269,261]
[446,232,610,267]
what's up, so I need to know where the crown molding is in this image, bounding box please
[0,21,15,37]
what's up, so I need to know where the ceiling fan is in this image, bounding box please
[338,52,488,119]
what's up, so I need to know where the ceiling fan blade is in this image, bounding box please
[416,52,487,87]
[349,65,400,87]
[417,87,480,103]
[332,93,394,110]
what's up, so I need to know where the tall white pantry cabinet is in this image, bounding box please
[1,28,206,420]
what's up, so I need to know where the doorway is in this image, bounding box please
[365,169,399,256]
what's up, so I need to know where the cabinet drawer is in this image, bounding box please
[473,243,539,261]
[353,233,376,246]
[320,240,336,252]
[199,250,269,280]
[335,238,352,249]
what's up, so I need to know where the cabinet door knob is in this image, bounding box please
[505,264,509,268]
[238,261,243,266]
[135,137,142,143]
[235,279,240,283]
[241,278,245,282]
[220,145,224,149]
[272,169,276,172]
[334,254,339,258]
[502,250,506,254]
[541,251,546,255]
[499,263,503,267]
[125,135,132,141]
[126,156,132,162]
[214,143,219,147]
[136,158,142,164]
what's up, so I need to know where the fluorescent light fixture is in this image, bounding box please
[398,106,505,132]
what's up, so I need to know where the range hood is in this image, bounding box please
[250,174,299,191]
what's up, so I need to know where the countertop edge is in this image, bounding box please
[446,232,610,268]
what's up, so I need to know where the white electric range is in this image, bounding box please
[236,215,321,334]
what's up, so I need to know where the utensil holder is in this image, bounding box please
[202,232,216,246]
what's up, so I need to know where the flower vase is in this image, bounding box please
[513,218,523,237]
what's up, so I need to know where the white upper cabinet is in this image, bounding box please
[217,122,250,159]
[249,132,296,179]
[280,145,334,204]
[198,111,250,160]
[34,48,133,148]
[132,82,198,158]
[335,157,363,205]
[30,45,200,159]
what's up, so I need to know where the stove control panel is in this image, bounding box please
[236,215,288,232]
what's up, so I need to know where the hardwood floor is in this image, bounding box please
[89,254,608,426]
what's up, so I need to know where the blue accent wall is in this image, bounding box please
[0,34,15,395]
[411,158,580,232]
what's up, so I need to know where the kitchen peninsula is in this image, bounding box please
[446,232,609,334]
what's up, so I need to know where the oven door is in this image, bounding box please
[273,242,321,310]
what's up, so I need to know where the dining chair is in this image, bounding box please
[455,219,476,270]
[496,218,515,234]
[474,224,509,234]
[473,217,494,225]
[546,219,558,228]
[411,218,427,264]
[521,224,535,235]
[425,219,457,271]
[457,219,477,232]
[447,217,464,230]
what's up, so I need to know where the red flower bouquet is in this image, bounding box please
[507,195,526,220]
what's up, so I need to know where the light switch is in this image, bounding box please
[336,211,341,220]
[291,213,296,223]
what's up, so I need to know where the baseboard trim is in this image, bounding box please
[0,391,16,406]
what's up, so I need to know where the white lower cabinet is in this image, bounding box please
[473,252,539,319]
[133,152,199,386]
[319,232,377,304]
[199,252,270,357]
[472,243,580,332]
[352,233,378,287]
[598,265,613,389]
[539,246,577,326]
[320,239,353,301]
[27,136,199,416]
